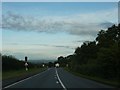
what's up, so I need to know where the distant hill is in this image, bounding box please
[29,60,56,64]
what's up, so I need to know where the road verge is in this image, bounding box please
[64,68,119,88]
[2,67,47,88]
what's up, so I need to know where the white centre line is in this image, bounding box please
[55,68,67,90]
[56,81,59,84]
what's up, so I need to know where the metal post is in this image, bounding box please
[25,56,28,71]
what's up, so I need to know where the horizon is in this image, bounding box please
[2,2,118,60]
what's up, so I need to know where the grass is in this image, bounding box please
[64,67,119,88]
[2,67,47,80]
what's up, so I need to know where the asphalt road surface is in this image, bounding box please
[3,67,115,89]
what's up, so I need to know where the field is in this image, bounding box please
[2,67,46,80]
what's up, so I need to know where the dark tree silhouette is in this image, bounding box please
[57,24,120,82]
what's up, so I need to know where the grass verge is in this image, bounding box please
[2,67,47,80]
[64,67,119,88]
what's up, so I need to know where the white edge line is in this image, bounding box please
[3,69,48,89]
[55,68,67,90]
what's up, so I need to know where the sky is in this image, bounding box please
[1,2,118,60]
[1,0,120,2]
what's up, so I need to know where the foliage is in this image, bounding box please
[2,55,38,71]
[57,24,120,81]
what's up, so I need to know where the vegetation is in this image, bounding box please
[2,55,47,80]
[2,55,44,72]
[2,68,46,80]
[57,24,120,86]
[1,24,120,86]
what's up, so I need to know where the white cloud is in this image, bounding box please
[2,7,118,60]
[2,44,74,60]
[2,8,117,37]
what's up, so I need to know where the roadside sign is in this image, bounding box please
[25,62,28,66]
[42,64,45,67]
[25,56,28,71]
[25,56,27,62]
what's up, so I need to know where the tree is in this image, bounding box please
[57,24,120,81]
[48,62,54,67]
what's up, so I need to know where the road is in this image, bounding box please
[3,67,115,89]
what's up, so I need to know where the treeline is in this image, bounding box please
[2,54,58,71]
[2,55,43,71]
[57,24,120,81]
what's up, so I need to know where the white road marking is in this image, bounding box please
[55,68,67,90]
[3,69,49,89]
[56,81,59,84]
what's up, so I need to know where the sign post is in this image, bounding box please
[42,64,45,67]
[25,56,28,71]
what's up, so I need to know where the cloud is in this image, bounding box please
[6,43,74,49]
[3,43,74,60]
[99,22,115,28]
[35,44,74,49]
[2,8,117,36]
[76,40,88,43]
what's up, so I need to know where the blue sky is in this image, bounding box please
[2,2,118,60]
[2,2,117,16]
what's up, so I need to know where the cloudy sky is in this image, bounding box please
[2,2,118,60]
